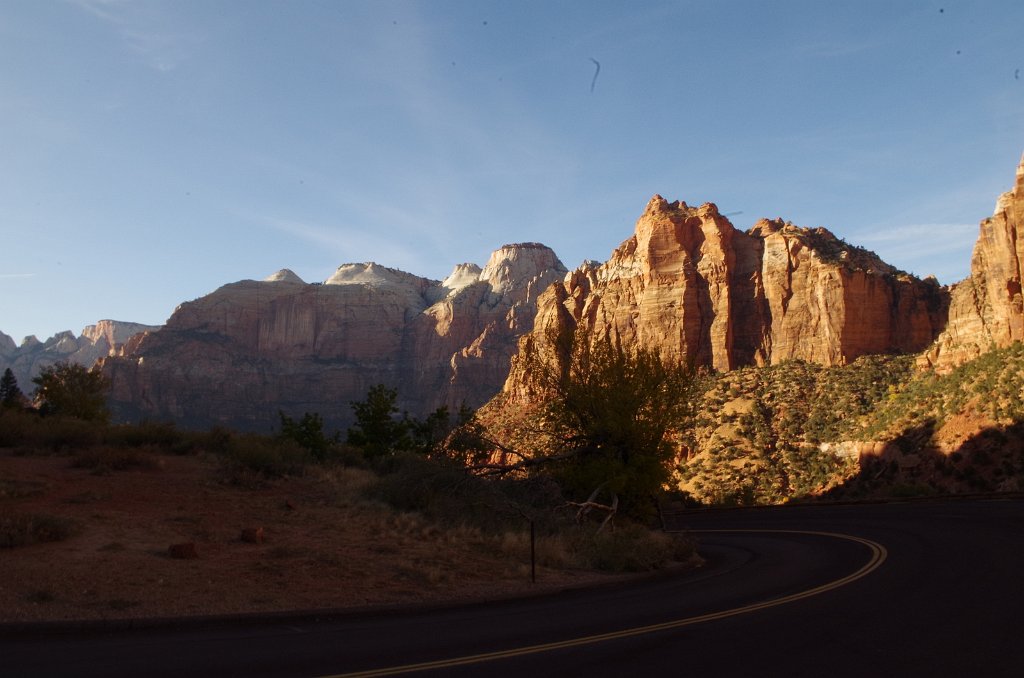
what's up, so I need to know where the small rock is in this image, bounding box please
[241,527,264,544]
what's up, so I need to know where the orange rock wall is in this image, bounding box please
[505,197,947,398]
[922,155,1024,370]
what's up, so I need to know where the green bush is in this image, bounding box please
[104,421,184,449]
[218,435,311,484]
[71,446,160,473]
[32,362,110,422]
[27,416,104,451]
[0,409,35,447]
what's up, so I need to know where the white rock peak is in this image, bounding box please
[441,263,484,292]
[264,269,306,284]
[479,243,565,293]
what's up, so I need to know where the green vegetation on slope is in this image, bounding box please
[678,355,916,505]
[677,342,1024,504]
[857,341,1024,440]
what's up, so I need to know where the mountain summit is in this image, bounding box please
[100,244,567,429]
[502,195,948,400]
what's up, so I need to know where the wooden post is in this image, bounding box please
[530,519,536,584]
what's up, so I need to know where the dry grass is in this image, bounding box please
[70,446,161,473]
[0,450,657,623]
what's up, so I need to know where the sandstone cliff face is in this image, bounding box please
[505,197,947,398]
[0,321,159,391]
[921,154,1024,370]
[100,246,567,430]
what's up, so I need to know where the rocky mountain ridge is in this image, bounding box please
[7,153,1022,436]
[502,197,948,401]
[502,154,1024,402]
[920,153,1024,370]
[0,320,159,392]
[98,243,566,430]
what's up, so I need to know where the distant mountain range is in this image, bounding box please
[3,153,1022,432]
[0,320,160,393]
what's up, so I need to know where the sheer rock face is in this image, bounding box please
[921,155,1024,371]
[0,321,158,389]
[505,197,947,399]
[100,244,567,430]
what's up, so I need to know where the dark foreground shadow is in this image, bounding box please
[822,419,1024,500]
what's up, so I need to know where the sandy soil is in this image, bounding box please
[0,449,630,625]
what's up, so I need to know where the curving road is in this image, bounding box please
[2,499,1022,677]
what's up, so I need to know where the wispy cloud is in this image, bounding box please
[68,0,201,72]
[0,273,37,279]
[234,210,430,278]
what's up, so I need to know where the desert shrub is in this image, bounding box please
[369,452,694,572]
[328,442,369,468]
[499,530,575,569]
[193,426,233,455]
[218,435,310,484]
[0,409,36,447]
[27,416,105,451]
[369,453,566,533]
[71,445,160,473]
[0,512,78,548]
[889,483,936,498]
[498,522,694,572]
[0,409,107,450]
[371,453,508,529]
[104,421,184,449]
[278,411,339,461]
[570,522,696,572]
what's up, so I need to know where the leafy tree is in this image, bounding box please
[32,362,110,422]
[346,384,411,459]
[526,327,705,520]
[278,411,338,461]
[436,404,493,464]
[0,368,26,409]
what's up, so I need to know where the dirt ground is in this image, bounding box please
[0,450,629,625]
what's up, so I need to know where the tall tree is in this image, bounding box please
[278,411,338,461]
[32,362,110,422]
[0,368,25,409]
[529,328,704,520]
[346,384,410,459]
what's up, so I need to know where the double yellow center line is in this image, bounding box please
[325,529,888,677]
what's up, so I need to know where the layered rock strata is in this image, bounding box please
[100,245,566,430]
[505,197,948,398]
[0,321,158,390]
[921,154,1024,370]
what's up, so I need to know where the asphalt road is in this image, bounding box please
[3,499,1022,677]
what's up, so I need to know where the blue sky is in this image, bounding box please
[2,0,1022,342]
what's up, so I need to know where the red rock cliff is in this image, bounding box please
[505,197,947,398]
[921,154,1024,370]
